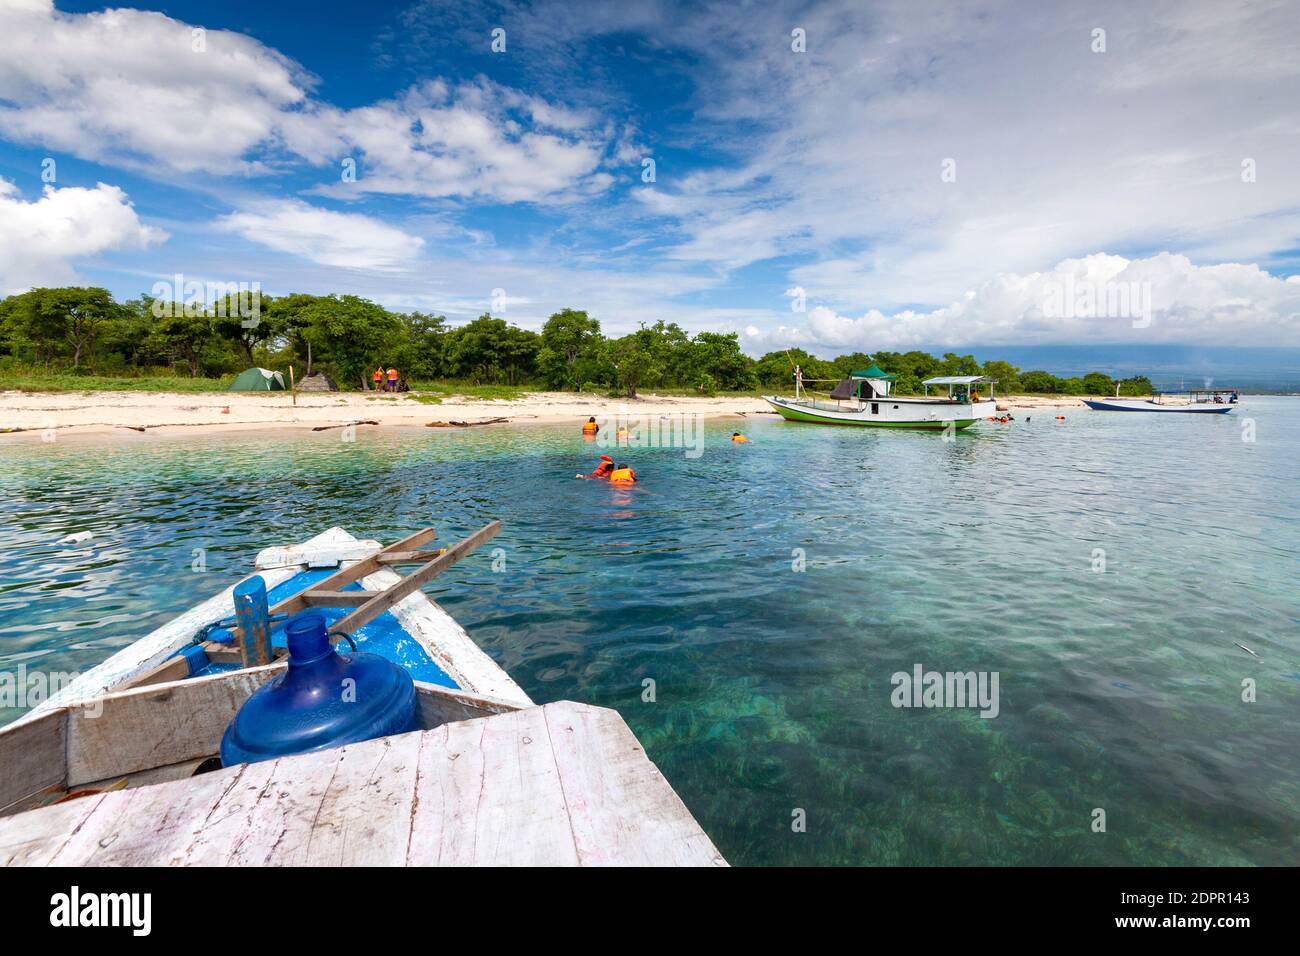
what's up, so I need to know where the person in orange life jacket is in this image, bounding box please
[609,464,636,483]
[582,416,599,435]
[386,366,399,392]
[731,432,750,443]
[372,367,384,390]
[576,455,615,479]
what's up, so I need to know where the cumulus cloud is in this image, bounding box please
[0,177,165,293]
[744,253,1300,351]
[0,0,307,174]
[287,79,612,204]
[216,200,425,271]
[0,2,614,200]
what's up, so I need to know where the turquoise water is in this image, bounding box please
[2,399,1298,865]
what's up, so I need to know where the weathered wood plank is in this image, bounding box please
[0,703,726,866]
[544,702,727,867]
[375,550,443,565]
[65,666,281,786]
[254,535,382,570]
[406,707,579,865]
[300,590,371,607]
[412,680,523,725]
[0,710,67,815]
[332,521,500,636]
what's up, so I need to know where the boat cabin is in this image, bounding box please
[1152,388,1240,405]
[921,375,996,403]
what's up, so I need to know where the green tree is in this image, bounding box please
[446,315,540,384]
[1019,369,1060,393]
[1082,372,1113,395]
[296,295,401,388]
[686,331,757,391]
[154,310,215,376]
[18,287,120,368]
[537,309,602,389]
[606,326,664,397]
[981,359,1021,392]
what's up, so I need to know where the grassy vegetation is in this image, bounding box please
[406,382,532,401]
[0,372,232,393]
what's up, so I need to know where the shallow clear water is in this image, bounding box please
[2,399,1298,865]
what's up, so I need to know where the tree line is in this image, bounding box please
[0,287,1151,396]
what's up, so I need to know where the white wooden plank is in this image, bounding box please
[65,665,280,786]
[406,708,579,866]
[0,709,66,813]
[0,703,726,867]
[544,702,727,867]
[0,794,105,866]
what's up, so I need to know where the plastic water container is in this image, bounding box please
[220,612,418,766]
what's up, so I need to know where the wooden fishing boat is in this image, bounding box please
[765,368,999,430]
[0,523,726,866]
[1083,388,1239,413]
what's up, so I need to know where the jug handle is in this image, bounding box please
[329,630,358,652]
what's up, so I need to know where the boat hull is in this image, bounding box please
[1082,399,1234,413]
[764,395,991,429]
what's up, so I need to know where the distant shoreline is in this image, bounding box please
[0,389,1149,441]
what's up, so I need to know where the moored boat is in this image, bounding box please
[1083,388,1239,414]
[765,365,999,429]
[0,523,726,866]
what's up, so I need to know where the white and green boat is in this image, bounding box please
[764,366,998,430]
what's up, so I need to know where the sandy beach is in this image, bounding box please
[0,389,772,439]
[0,389,1098,440]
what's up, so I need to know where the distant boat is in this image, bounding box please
[765,366,998,429]
[1083,388,1239,414]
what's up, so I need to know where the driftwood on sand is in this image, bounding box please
[426,418,510,428]
[311,420,379,432]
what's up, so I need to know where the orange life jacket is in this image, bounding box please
[372,369,383,382]
[731,435,749,442]
[582,421,598,434]
[387,368,398,380]
[609,467,636,483]
[590,462,613,478]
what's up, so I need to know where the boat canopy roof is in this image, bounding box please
[851,364,897,380]
[922,375,995,386]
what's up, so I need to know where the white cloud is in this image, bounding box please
[0,177,165,293]
[0,3,615,200]
[0,1,307,174]
[289,79,613,204]
[748,253,1300,351]
[216,200,425,272]
[626,0,1300,309]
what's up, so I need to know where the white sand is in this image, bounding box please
[0,389,772,440]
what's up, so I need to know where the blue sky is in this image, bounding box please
[1,0,1299,354]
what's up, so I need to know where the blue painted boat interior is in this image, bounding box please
[184,569,458,688]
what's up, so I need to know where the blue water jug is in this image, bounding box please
[220,612,418,766]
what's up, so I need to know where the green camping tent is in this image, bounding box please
[229,368,286,391]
